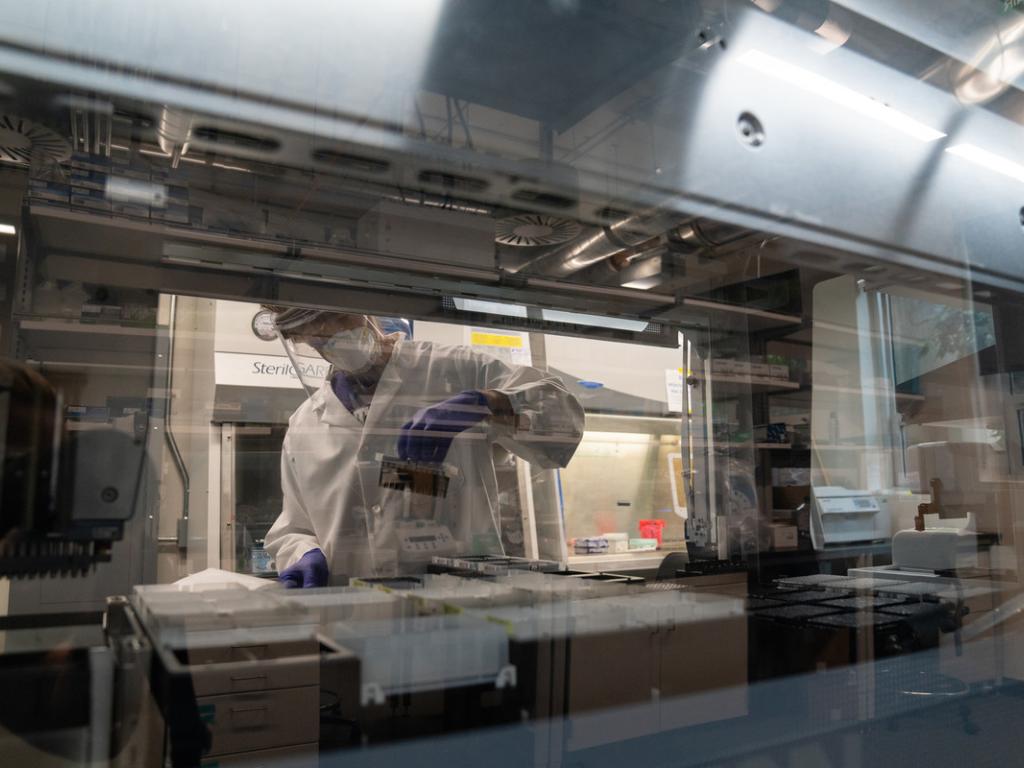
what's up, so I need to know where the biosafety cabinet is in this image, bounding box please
[4,2,1024,767]
[210,299,691,575]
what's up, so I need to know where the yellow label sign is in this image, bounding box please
[471,331,524,349]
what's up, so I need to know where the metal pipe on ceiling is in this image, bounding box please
[518,211,753,283]
[514,208,682,279]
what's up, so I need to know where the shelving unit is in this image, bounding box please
[16,317,165,369]
[687,278,817,559]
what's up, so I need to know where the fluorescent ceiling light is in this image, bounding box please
[621,276,663,290]
[738,49,945,142]
[0,223,16,236]
[945,143,1024,183]
[541,309,648,332]
[212,162,252,173]
[452,298,528,318]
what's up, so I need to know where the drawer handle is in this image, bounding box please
[230,705,268,727]
[229,673,267,691]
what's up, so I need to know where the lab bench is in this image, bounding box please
[567,548,684,575]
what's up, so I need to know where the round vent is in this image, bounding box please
[0,117,70,165]
[495,214,581,247]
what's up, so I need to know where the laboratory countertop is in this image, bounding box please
[567,549,683,573]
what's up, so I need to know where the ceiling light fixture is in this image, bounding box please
[945,143,1024,184]
[738,49,946,142]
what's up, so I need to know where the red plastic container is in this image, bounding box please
[638,519,666,547]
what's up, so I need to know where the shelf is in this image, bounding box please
[18,318,161,337]
[688,372,801,397]
[677,298,802,333]
[700,442,809,451]
[26,360,158,373]
[811,444,883,452]
[814,382,925,402]
[691,377,923,403]
[18,317,164,370]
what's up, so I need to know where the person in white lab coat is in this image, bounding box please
[262,307,585,586]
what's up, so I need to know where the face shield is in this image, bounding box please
[268,308,383,397]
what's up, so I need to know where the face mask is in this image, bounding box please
[317,324,380,373]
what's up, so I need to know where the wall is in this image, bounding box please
[543,333,683,405]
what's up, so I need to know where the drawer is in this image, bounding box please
[198,685,319,758]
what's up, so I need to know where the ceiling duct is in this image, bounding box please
[515,208,683,279]
[669,218,752,253]
[156,107,193,169]
[516,207,754,282]
[574,217,754,289]
[495,214,581,247]
[0,116,70,166]
[59,96,115,158]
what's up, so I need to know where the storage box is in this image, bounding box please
[769,524,798,550]
[604,533,629,553]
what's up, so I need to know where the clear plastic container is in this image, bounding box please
[132,584,317,649]
[278,586,405,623]
[474,590,745,641]
[327,614,510,698]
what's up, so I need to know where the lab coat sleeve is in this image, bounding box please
[264,436,322,572]
[463,348,585,469]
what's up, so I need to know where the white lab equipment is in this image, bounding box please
[810,486,890,550]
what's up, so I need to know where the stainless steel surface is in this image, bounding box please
[164,295,190,544]
[0,1,1021,296]
[219,425,236,572]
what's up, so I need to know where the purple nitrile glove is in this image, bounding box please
[331,372,361,414]
[278,548,329,589]
[397,390,490,464]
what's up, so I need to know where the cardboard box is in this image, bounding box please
[749,363,772,378]
[769,524,798,550]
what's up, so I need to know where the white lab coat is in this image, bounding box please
[265,339,585,578]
